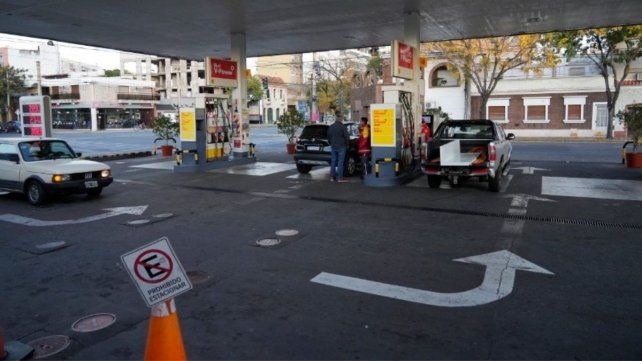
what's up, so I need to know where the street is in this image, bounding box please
[1,130,641,359]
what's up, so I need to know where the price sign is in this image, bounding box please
[19,96,52,138]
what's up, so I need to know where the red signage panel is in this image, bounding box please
[205,57,239,88]
[398,42,414,70]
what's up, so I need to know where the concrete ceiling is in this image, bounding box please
[0,0,640,60]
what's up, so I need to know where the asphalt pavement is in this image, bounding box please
[0,131,641,360]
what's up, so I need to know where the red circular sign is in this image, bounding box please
[133,249,174,284]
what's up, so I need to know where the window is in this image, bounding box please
[0,143,18,162]
[18,140,75,162]
[523,97,551,123]
[563,96,587,123]
[276,108,280,120]
[486,99,510,123]
[280,89,283,99]
[438,123,495,140]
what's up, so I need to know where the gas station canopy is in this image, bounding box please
[0,0,641,59]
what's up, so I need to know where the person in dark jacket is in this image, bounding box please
[326,113,350,182]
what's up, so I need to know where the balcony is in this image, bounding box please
[51,93,80,100]
[117,93,160,101]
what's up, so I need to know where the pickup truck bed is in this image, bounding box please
[421,120,513,192]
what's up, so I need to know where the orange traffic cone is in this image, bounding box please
[144,299,187,361]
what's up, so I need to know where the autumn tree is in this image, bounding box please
[0,66,27,122]
[315,55,363,117]
[424,35,556,119]
[550,26,642,139]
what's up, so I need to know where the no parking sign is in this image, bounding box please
[121,237,192,307]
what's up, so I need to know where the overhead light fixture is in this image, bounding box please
[526,17,541,23]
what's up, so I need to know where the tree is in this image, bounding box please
[104,69,121,77]
[425,35,557,119]
[0,66,27,122]
[247,76,264,103]
[550,26,642,139]
[315,56,362,117]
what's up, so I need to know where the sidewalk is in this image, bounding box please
[515,137,626,143]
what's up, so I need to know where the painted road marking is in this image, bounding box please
[121,237,192,307]
[513,166,550,175]
[130,161,175,170]
[213,162,296,176]
[311,250,553,308]
[0,206,148,227]
[542,176,642,201]
[500,194,555,235]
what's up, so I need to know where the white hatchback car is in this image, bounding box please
[0,138,113,205]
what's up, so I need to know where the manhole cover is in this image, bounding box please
[256,238,281,247]
[275,229,299,237]
[71,313,116,333]
[187,270,210,284]
[127,219,150,225]
[153,213,174,219]
[27,335,71,359]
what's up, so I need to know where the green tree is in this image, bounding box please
[0,66,27,122]
[550,26,642,138]
[276,108,304,144]
[104,69,121,77]
[247,76,264,103]
[425,35,557,119]
[366,56,383,77]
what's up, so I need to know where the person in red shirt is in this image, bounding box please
[358,117,371,177]
[421,119,432,142]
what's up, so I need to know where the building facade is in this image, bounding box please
[42,77,157,131]
[256,54,304,110]
[424,56,642,138]
[253,75,288,124]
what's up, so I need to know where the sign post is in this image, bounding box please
[19,96,52,137]
[121,237,192,307]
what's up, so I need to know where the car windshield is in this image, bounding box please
[18,140,76,162]
[300,125,328,140]
[438,123,494,139]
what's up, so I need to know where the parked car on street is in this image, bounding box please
[293,122,361,176]
[422,119,513,192]
[4,121,22,133]
[0,138,113,205]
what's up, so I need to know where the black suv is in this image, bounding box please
[293,122,360,176]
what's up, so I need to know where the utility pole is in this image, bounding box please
[5,69,10,122]
[311,52,318,123]
[36,61,42,96]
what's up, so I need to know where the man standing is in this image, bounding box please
[327,111,349,182]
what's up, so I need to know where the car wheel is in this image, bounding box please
[26,180,48,205]
[488,170,502,192]
[427,175,441,189]
[87,187,103,198]
[296,164,312,174]
[344,156,357,177]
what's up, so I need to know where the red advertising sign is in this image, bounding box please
[206,57,238,88]
[391,40,416,80]
[398,42,414,70]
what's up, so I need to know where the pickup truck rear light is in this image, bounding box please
[489,142,497,166]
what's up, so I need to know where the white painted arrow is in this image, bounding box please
[503,193,556,208]
[311,250,553,308]
[513,166,550,175]
[0,205,148,227]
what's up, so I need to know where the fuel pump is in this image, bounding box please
[363,84,420,186]
[174,87,255,173]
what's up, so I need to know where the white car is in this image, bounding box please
[0,138,113,205]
